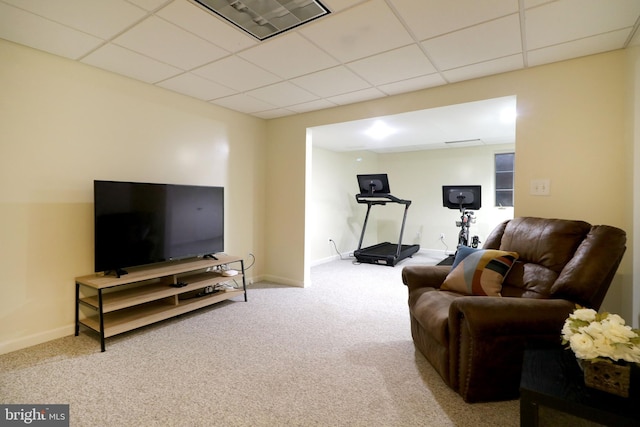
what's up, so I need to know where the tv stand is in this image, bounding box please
[75,255,246,351]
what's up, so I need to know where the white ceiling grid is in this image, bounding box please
[0,0,638,120]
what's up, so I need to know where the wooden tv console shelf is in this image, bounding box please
[74,255,246,351]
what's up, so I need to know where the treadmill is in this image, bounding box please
[353,174,420,266]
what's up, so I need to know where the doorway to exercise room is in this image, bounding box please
[305,96,517,270]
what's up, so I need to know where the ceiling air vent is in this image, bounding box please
[193,0,331,41]
[444,139,483,145]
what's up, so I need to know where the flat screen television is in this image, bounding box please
[357,174,391,195]
[442,185,481,210]
[94,180,224,274]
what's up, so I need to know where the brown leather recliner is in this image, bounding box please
[402,217,626,403]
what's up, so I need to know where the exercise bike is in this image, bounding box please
[438,186,482,266]
[456,207,480,249]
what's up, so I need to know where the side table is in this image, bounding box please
[520,347,639,427]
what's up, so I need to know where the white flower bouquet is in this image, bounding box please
[561,306,640,365]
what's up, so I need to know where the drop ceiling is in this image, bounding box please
[1,0,639,121]
[311,96,517,153]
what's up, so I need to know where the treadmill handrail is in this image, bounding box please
[355,193,412,205]
[355,193,413,256]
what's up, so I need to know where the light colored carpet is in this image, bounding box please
[0,251,520,426]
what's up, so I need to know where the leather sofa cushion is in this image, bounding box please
[495,217,591,296]
[502,261,560,297]
[498,217,590,272]
[551,225,627,305]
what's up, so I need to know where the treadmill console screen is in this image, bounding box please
[357,174,390,195]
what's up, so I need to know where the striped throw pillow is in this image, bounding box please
[441,247,518,296]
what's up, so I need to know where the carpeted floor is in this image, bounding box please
[0,251,520,426]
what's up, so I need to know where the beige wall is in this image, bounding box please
[2,39,638,354]
[308,147,380,264]
[267,50,635,321]
[628,44,640,327]
[0,40,267,353]
[262,119,307,286]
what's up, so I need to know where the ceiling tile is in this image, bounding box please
[156,0,256,53]
[113,16,228,69]
[378,74,447,95]
[211,93,277,113]
[246,81,319,107]
[238,32,339,79]
[286,99,338,114]
[422,14,522,70]
[347,44,437,85]
[2,0,148,39]
[252,108,296,119]
[524,0,555,7]
[0,3,102,60]
[527,29,631,67]
[392,0,518,41]
[127,0,173,11]
[81,43,182,83]
[327,87,386,106]
[320,0,363,13]
[525,0,640,50]
[442,54,523,82]
[291,66,371,97]
[299,0,414,62]
[157,72,237,100]
[193,56,281,91]
[631,29,640,47]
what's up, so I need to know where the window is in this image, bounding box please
[495,153,514,207]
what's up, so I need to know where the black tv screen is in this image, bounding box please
[442,185,481,210]
[94,180,224,273]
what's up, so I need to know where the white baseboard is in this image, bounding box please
[309,252,354,267]
[418,248,455,257]
[259,274,304,288]
[0,325,75,355]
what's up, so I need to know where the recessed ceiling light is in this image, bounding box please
[193,0,331,41]
[500,106,517,123]
[365,120,396,140]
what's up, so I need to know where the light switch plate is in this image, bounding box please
[530,179,550,196]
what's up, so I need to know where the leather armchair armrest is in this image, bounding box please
[447,297,576,402]
[449,297,576,336]
[402,265,450,291]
